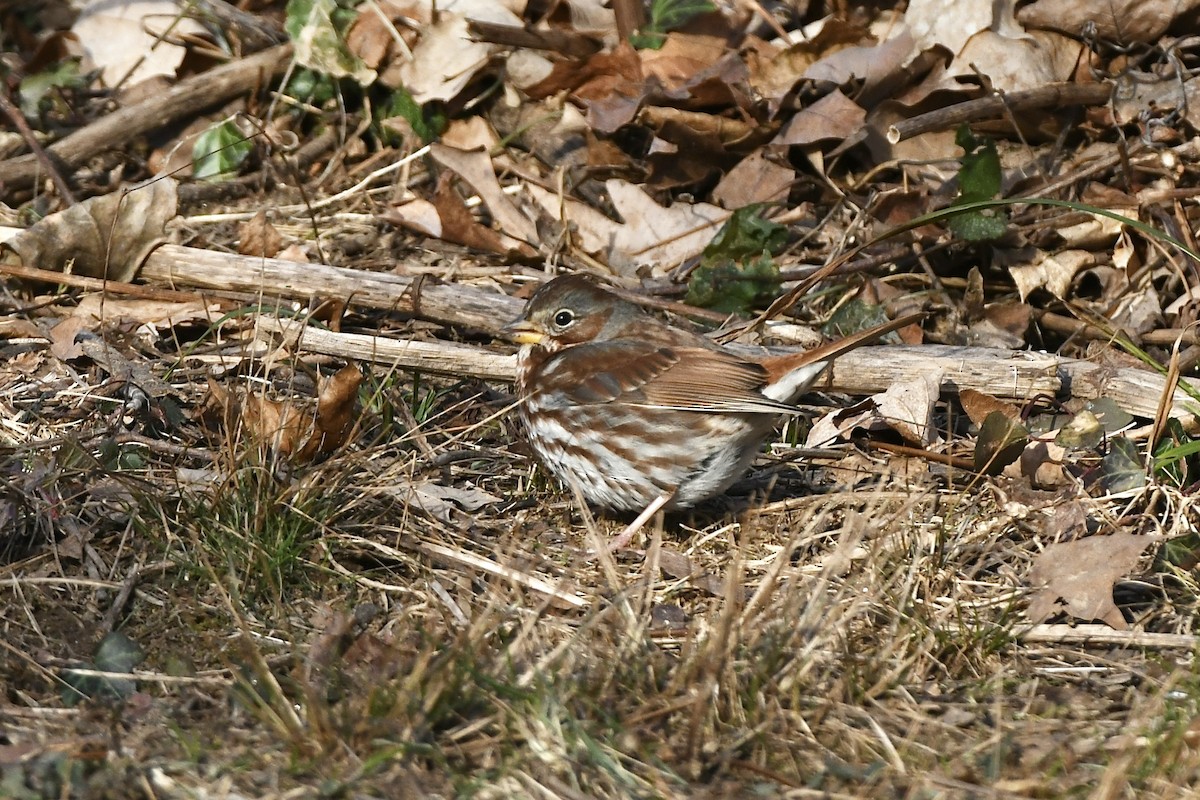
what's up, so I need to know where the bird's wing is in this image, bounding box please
[535,341,800,415]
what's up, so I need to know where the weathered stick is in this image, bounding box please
[2,226,1195,423]
[257,316,515,382]
[140,243,521,333]
[256,314,1199,425]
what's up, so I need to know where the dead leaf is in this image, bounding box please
[296,364,363,461]
[1026,533,1158,630]
[72,295,221,330]
[657,547,723,595]
[238,211,284,258]
[773,90,866,147]
[876,371,943,445]
[806,397,879,448]
[1009,250,1096,301]
[1003,440,1071,489]
[382,198,444,238]
[1018,0,1200,44]
[526,184,622,255]
[49,317,85,361]
[429,143,539,251]
[398,6,518,103]
[426,173,526,256]
[0,178,178,282]
[712,147,795,208]
[0,318,43,338]
[72,0,205,87]
[960,388,1021,427]
[396,481,502,522]
[606,179,730,275]
[951,29,1079,92]
[905,0,995,56]
[222,387,304,457]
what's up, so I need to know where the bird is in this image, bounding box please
[505,274,920,548]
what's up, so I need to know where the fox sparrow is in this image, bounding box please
[506,275,919,542]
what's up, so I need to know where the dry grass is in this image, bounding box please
[4,308,1200,799]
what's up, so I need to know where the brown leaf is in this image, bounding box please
[1018,0,1200,44]
[72,295,222,329]
[1003,440,1070,489]
[202,376,303,458]
[773,89,866,147]
[431,173,517,256]
[0,178,178,281]
[48,317,85,361]
[605,179,730,275]
[1026,533,1157,630]
[657,547,722,596]
[296,364,363,462]
[429,143,539,252]
[960,388,1021,427]
[238,211,283,258]
[712,147,795,208]
[876,371,942,445]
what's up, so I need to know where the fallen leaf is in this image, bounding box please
[1026,533,1157,630]
[606,179,730,275]
[657,547,723,595]
[526,184,623,255]
[0,178,178,282]
[72,0,205,87]
[1018,0,1200,44]
[232,390,304,457]
[711,147,795,208]
[1003,439,1070,489]
[960,388,1021,427]
[1009,250,1096,301]
[72,295,221,330]
[238,211,284,258]
[430,143,539,249]
[874,370,943,445]
[398,7,517,103]
[396,481,502,522]
[773,89,866,147]
[296,364,363,461]
[49,317,85,361]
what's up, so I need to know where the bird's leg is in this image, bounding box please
[608,491,673,551]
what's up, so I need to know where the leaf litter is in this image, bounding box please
[5,0,1200,796]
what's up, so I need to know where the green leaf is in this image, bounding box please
[61,632,144,706]
[18,60,82,118]
[285,67,338,106]
[1101,436,1145,493]
[704,204,788,262]
[632,0,716,48]
[685,206,786,313]
[821,300,890,339]
[192,120,254,182]
[948,125,1007,242]
[1153,417,1199,486]
[285,0,376,85]
[379,87,447,145]
[1157,530,1200,571]
[974,411,1027,474]
[685,253,780,314]
[1054,410,1104,449]
[1083,397,1135,434]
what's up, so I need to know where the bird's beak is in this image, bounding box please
[502,318,545,346]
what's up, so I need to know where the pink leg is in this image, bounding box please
[607,492,672,552]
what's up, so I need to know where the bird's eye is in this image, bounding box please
[553,309,574,328]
